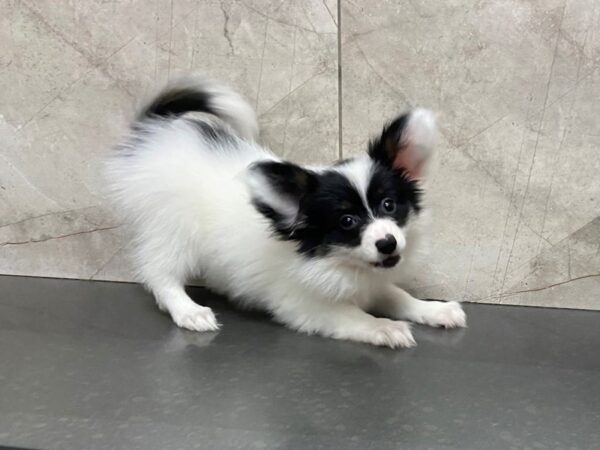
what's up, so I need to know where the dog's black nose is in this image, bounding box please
[375,234,397,255]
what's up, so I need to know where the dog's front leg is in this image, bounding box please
[372,284,466,329]
[273,298,416,348]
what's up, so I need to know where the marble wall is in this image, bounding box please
[1,0,598,309]
[1,0,338,282]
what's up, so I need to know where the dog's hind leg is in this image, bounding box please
[138,247,219,331]
[148,280,219,332]
[132,222,220,332]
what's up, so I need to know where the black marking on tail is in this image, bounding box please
[188,119,235,144]
[140,87,213,119]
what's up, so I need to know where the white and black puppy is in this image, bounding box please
[106,77,466,348]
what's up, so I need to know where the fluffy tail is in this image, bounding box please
[139,77,259,141]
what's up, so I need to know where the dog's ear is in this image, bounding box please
[246,161,317,233]
[368,108,436,179]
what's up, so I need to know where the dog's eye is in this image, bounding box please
[381,198,396,214]
[339,215,359,231]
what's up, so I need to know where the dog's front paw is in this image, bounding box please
[368,319,416,348]
[171,303,220,332]
[420,301,466,329]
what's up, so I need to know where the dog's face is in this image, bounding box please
[247,109,435,269]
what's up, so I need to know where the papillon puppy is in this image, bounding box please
[106,77,466,348]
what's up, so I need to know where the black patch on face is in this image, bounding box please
[251,165,371,257]
[293,171,370,256]
[367,163,421,227]
[251,160,420,258]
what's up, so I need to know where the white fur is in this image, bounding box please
[335,156,374,214]
[405,108,437,160]
[106,83,465,348]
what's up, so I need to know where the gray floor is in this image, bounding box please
[1,275,599,450]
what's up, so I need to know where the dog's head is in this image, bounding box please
[247,109,436,270]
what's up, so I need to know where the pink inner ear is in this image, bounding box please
[392,144,423,179]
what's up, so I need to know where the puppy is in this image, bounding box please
[106,77,466,348]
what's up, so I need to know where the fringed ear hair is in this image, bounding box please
[368,108,436,179]
[246,161,317,237]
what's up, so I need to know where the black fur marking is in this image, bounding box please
[367,163,421,226]
[187,119,235,143]
[252,161,318,201]
[251,163,371,256]
[294,171,369,256]
[365,111,422,223]
[368,113,410,167]
[141,87,213,119]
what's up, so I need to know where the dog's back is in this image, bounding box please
[105,77,273,291]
